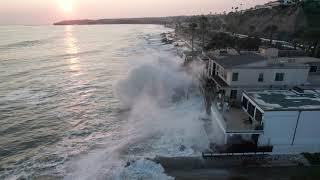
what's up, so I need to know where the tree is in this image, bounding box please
[189,22,198,52]
[302,28,320,57]
[249,25,256,37]
[200,15,209,49]
[237,37,262,51]
[264,25,278,46]
[205,32,236,50]
[175,23,179,33]
[221,23,227,32]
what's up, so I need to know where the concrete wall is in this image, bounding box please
[259,48,279,58]
[258,110,320,154]
[272,144,320,154]
[227,68,309,87]
[258,111,299,145]
[294,111,320,145]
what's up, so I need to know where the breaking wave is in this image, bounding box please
[62,46,215,179]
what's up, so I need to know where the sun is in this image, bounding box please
[58,0,74,13]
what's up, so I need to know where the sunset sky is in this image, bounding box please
[0,0,270,25]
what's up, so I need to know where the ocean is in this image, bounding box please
[0,25,222,179]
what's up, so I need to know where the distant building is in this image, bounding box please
[265,0,282,7]
[255,0,296,9]
[254,5,271,10]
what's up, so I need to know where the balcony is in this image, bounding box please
[210,75,229,89]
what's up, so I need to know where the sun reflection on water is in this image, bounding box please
[64,25,82,76]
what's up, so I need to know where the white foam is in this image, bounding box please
[113,159,174,180]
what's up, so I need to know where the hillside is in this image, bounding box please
[221,1,320,41]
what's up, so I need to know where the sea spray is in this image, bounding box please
[62,33,224,179]
[114,49,212,153]
[113,159,174,180]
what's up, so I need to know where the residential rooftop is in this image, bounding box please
[211,51,311,69]
[244,89,320,111]
[213,53,267,68]
[276,56,320,64]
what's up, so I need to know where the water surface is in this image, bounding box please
[0,25,213,179]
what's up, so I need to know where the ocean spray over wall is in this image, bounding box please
[63,47,224,179]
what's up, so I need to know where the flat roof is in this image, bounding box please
[276,56,320,64]
[244,89,320,111]
[214,53,267,68]
[210,52,311,69]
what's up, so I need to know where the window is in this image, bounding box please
[258,73,264,82]
[232,73,239,81]
[310,66,318,73]
[248,102,255,117]
[275,73,284,81]
[255,109,263,122]
[230,90,237,99]
[242,97,248,109]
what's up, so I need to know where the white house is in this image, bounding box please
[241,89,320,154]
[211,88,320,154]
[207,49,310,102]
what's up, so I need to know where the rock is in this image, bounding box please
[179,145,186,151]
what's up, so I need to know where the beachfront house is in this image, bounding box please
[207,48,310,103]
[243,89,320,153]
[265,0,295,7]
[212,88,320,154]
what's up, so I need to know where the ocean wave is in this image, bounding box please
[0,37,56,50]
[54,50,103,59]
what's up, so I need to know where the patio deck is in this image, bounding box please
[211,103,263,134]
[224,107,257,133]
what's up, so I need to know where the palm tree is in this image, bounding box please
[175,20,182,34]
[200,15,209,49]
[189,22,198,52]
[265,25,278,46]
